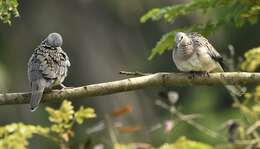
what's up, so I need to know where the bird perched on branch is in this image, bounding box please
[28,33,70,112]
[172,32,245,96]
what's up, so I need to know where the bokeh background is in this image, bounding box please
[0,0,259,148]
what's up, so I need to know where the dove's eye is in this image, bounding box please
[178,36,184,42]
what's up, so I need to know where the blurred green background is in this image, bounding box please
[0,0,259,148]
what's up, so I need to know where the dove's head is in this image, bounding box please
[175,32,193,49]
[44,33,63,48]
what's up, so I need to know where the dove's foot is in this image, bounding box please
[60,84,66,89]
[59,84,73,90]
[51,84,73,91]
[43,88,52,93]
[189,71,209,79]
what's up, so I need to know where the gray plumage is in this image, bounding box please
[172,32,245,96]
[28,33,70,112]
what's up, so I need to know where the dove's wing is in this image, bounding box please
[29,46,70,83]
[28,46,52,111]
[189,33,225,68]
[29,47,57,82]
[188,33,246,96]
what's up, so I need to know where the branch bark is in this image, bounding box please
[0,72,259,105]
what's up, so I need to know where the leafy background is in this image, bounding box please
[0,0,260,148]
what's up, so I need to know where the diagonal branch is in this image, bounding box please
[0,72,259,105]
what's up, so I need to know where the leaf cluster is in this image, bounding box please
[0,123,49,149]
[115,137,214,149]
[46,100,96,133]
[225,87,260,149]
[0,0,19,24]
[241,47,260,72]
[46,100,96,148]
[0,100,96,149]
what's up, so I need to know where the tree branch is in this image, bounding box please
[0,72,259,105]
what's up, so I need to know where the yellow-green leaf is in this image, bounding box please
[75,107,96,124]
[158,136,214,149]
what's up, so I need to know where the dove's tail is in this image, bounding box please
[225,85,246,97]
[30,82,45,112]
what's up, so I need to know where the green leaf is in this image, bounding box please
[148,31,175,60]
[51,124,64,133]
[140,8,161,23]
[158,136,214,149]
[75,106,96,124]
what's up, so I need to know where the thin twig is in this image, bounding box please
[155,99,219,138]
[175,111,219,138]
[119,71,151,76]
